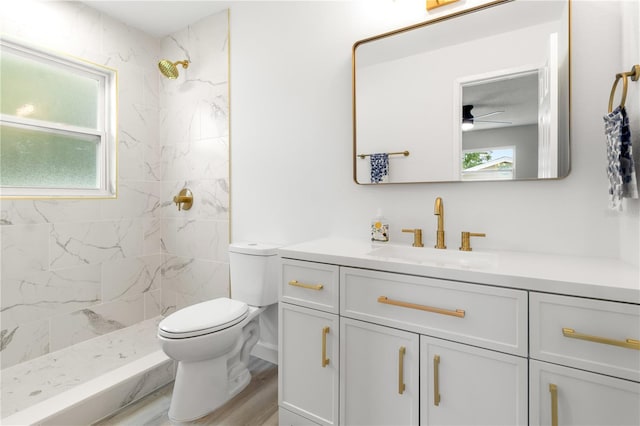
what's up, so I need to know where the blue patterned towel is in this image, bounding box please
[604,106,638,210]
[370,153,389,184]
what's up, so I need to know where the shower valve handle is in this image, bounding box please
[173,189,193,211]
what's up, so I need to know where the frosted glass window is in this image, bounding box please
[0,38,116,198]
[1,125,98,188]
[1,50,99,128]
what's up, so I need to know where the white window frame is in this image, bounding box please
[0,37,117,198]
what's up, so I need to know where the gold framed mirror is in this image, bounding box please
[353,0,571,184]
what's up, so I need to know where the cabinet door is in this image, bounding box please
[530,360,640,426]
[279,407,321,426]
[420,336,528,426]
[340,317,419,426]
[279,303,339,426]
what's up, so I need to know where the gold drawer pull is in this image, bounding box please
[562,328,640,350]
[378,296,465,318]
[289,280,324,291]
[434,355,441,406]
[398,346,406,394]
[549,383,558,426]
[321,326,330,367]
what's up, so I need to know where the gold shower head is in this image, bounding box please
[158,59,189,79]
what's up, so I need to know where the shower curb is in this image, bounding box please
[2,350,175,426]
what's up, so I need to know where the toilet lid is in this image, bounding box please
[158,298,248,338]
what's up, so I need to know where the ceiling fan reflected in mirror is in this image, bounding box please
[462,105,512,131]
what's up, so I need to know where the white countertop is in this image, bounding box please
[278,237,640,304]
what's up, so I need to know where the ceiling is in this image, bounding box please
[462,71,539,131]
[83,1,231,37]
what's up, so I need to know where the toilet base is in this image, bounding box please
[166,316,261,422]
[168,356,251,422]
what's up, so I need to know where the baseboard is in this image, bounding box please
[251,341,278,365]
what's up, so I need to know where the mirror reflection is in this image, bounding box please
[353,0,570,184]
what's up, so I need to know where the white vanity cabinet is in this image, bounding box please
[530,360,640,426]
[340,317,420,426]
[420,336,528,426]
[340,267,528,426]
[279,259,340,426]
[278,241,640,426]
[529,292,640,426]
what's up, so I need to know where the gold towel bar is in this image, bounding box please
[608,64,640,113]
[357,150,410,159]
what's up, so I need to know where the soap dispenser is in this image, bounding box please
[371,208,389,242]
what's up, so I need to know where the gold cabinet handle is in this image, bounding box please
[321,326,330,367]
[549,383,558,426]
[288,280,324,291]
[378,296,465,318]
[398,346,406,394]
[434,355,441,406]
[562,328,640,350]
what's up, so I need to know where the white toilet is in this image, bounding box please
[157,242,279,422]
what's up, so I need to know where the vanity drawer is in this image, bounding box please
[281,259,339,314]
[340,267,527,356]
[530,292,640,382]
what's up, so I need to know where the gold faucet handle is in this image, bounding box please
[459,232,485,251]
[402,228,424,247]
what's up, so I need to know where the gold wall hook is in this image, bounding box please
[173,188,193,211]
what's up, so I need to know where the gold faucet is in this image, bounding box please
[402,228,424,247]
[434,197,446,249]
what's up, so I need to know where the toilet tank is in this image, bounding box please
[229,242,280,306]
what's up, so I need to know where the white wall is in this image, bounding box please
[230,1,639,263]
[619,0,640,266]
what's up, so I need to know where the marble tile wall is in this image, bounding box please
[0,1,162,369]
[159,11,230,313]
[1,3,230,370]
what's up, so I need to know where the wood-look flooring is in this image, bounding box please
[95,358,278,426]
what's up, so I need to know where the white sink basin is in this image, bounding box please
[367,245,497,269]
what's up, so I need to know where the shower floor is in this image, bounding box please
[1,316,174,424]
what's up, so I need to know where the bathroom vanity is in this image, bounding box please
[277,238,640,426]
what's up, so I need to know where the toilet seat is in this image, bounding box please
[158,297,249,339]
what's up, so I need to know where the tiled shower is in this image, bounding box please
[0,0,230,408]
